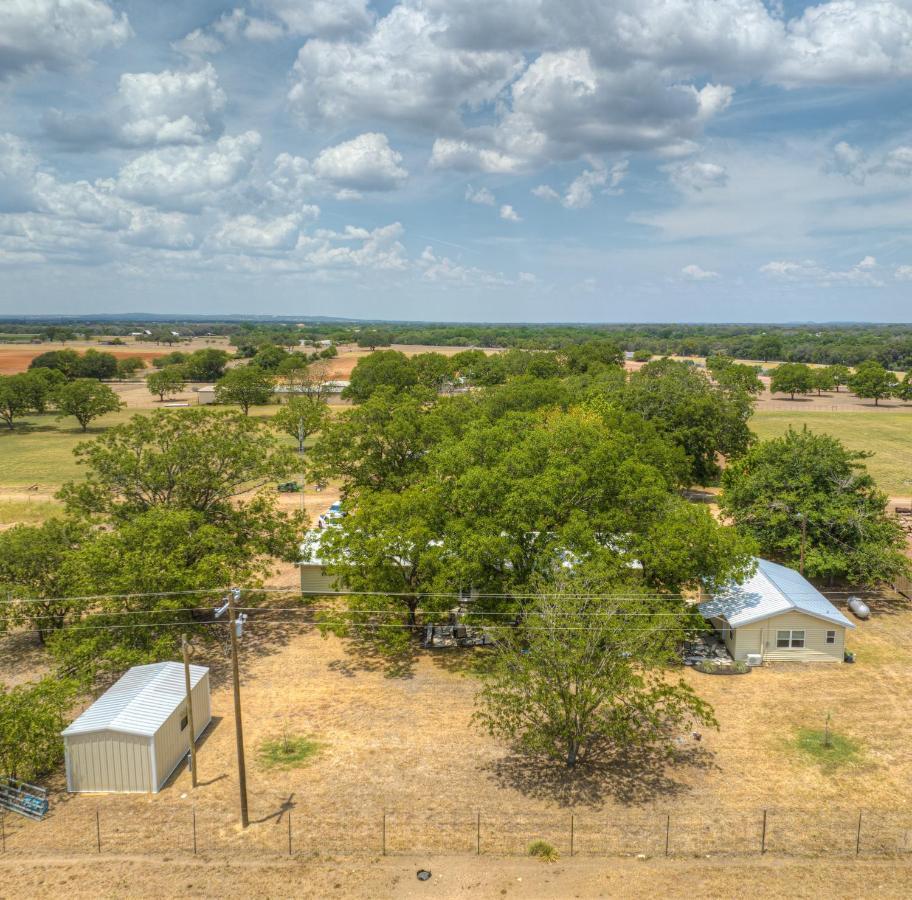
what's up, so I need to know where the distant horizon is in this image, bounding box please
[1,313,911,328]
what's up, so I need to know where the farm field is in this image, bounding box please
[5,590,911,861]
[752,410,912,498]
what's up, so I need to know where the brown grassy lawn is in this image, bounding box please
[7,592,911,860]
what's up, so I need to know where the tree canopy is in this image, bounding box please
[848,360,898,405]
[343,349,418,402]
[215,365,275,414]
[720,427,909,585]
[55,379,123,431]
[770,362,813,400]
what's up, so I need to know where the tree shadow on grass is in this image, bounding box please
[482,741,717,810]
[325,631,420,679]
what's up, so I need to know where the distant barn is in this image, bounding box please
[62,662,210,793]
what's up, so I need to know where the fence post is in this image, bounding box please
[96,807,101,854]
[570,813,574,857]
[1,809,5,853]
[856,811,863,856]
[761,809,767,855]
[382,810,386,856]
[665,814,670,857]
[288,811,292,857]
[476,810,480,856]
[192,808,197,856]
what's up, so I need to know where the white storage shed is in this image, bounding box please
[62,662,211,794]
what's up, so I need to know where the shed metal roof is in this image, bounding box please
[698,558,855,629]
[62,662,208,738]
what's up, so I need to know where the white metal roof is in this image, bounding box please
[62,662,208,738]
[699,558,855,629]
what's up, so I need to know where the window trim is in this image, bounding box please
[826,630,836,645]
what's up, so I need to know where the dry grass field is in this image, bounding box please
[4,589,911,864]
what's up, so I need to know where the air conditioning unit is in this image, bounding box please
[745,654,763,667]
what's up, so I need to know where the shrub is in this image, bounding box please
[528,840,559,862]
[257,734,321,769]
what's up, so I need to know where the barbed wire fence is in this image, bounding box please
[3,799,911,860]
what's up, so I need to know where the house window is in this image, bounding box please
[826,630,836,644]
[776,629,805,648]
[180,712,189,731]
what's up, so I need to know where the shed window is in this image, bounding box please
[776,629,805,648]
[180,713,189,731]
[826,630,836,645]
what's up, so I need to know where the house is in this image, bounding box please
[62,662,211,793]
[698,558,855,663]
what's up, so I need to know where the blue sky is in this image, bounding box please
[2,0,912,322]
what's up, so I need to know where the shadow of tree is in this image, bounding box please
[482,741,716,810]
[323,631,420,679]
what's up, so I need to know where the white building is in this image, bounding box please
[62,662,211,793]
[699,558,855,663]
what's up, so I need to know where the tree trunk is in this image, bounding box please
[566,740,579,769]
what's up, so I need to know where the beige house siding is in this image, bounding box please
[152,673,212,792]
[300,564,336,594]
[730,611,845,663]
[65,731,152,793]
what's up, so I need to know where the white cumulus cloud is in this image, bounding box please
[499,204,522,222]
[312,133,408,192]
[681,263,720,281]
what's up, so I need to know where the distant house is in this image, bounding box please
[699,558,855,663]
[196,385,216,405]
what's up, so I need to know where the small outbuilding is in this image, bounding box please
[699,558,855,663]
[62,662,211,794]
[298,530,337,594]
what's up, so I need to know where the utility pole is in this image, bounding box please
[181,633,198,788]
[217,589,249,828]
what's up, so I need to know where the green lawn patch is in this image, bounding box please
[793,727,863,771]
[257,734,322,770]
[752,411,912,496]
[0,499,64,526]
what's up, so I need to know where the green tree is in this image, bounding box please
[848,360,898,406]
[0,518,89,641]
[308,387,447,493]
[753,334,783,362]
[181,348,231,381]
[47,505,301,681]
[631,349,652,362]
[75,348,118,379]
[115,356,145,379]
[0,677,78,780]
[770,362,813,400]
[895,371,912,403]
[707,357,764,396]
[215,365,275,414]
[0,371,50,429]
[827,364,852,392]
[621,358,754,483]
[250,343,288,371]
[342,349,418,402]
[29,348,82,379]
[410,352,454,390]
[58,408,297,521]
[563,340,624,372]
[720,427,909,585]
[809,366,837,395]
[356,330,392,350]
[272,395,329,452]
[146,365,186,401]
[55,379,123,431]
[474,573,717,769]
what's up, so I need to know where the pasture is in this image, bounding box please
[751,410,912,498]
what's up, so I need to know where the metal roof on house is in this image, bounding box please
[698,558,855,629]
[62,662,208,738]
